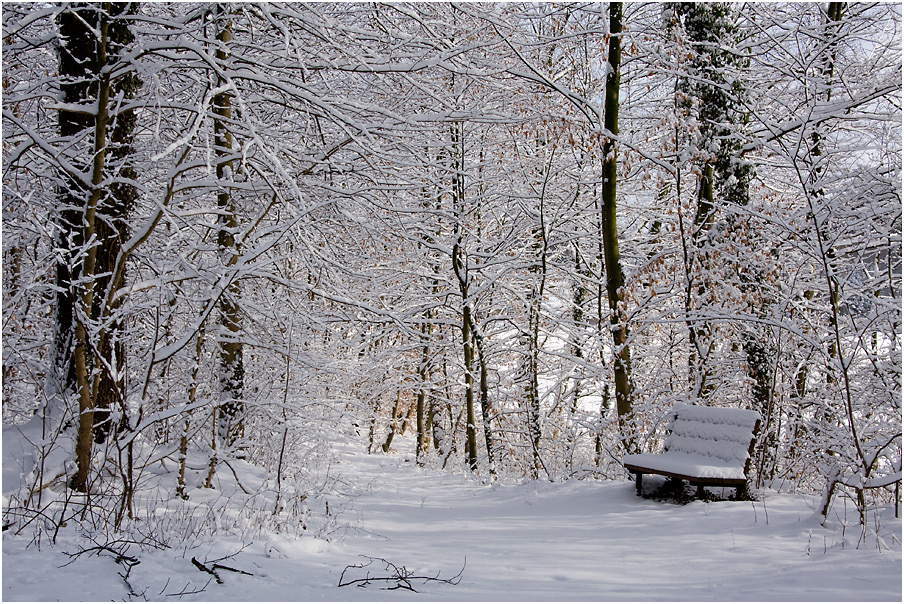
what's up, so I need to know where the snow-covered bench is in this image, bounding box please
[623,404,761,499]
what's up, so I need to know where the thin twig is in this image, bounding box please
[338,556,465,592]
[165,579,211,597]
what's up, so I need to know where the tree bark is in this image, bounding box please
[92,2,141,444]
[688,161,715,398]
[381,389,404,453]
[71,6,111,493]
[470,318,497,477]
[810,1,845,387]
[599,2,634,447]
[415,319,431,464]
[55,3,99,406]
[461,300,479,471]
[449,120,479,472]
[212,9,245,451]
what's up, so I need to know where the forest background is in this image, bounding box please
[2,1,900,551]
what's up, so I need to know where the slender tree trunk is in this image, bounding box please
[71,6,111,493]
[204,408,217,488]
[274,338,291,513]
[381,389,404,453]
[212,10,244,451]
[523,118,557,479]
[461,300,479,470]
[92,2,141,445]
[177,320,206,499]
[810,2,845,388]
[599,2,634,448]
[526,195,549,478]
[688,161,716,398]
[808,2,870,523]
[416,320,431,464]
[449,121,479,472]
[399,396,416,435]
[593,194,611,463]
[470,320,497,477]
[571,243,589,411]
[2,247,24,391]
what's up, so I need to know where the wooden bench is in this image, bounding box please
[623,404,761,499]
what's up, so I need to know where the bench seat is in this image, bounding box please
[623,404,761,498]
[623,452,748,482]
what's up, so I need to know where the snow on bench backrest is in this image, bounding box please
[664,404,761,465]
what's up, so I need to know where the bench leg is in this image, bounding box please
[695,483,706,499]
[634,472,643,496]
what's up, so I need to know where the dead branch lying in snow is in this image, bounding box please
[191,556,254,585]
[338,555,466,592]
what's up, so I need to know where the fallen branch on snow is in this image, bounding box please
[191,556,254,585]
[338,556,465,592]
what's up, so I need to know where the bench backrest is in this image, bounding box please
[664,404,761,466]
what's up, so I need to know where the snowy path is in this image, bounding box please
[325,449,902,601]
[3,441,901,601]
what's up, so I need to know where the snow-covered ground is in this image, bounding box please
[3,434,901,601]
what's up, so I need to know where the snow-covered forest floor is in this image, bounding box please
[3,423,901,602]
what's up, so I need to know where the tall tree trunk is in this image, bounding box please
[177,319,206,499]
[470,319,497,477]
[92,2,141,444]
[416,193,441,464]
[415,319,432,464]
[70,5,111,493]
[526,150,553,479]
[806,1,860,521]
[55,3,99,410]
[599,2,634,448]
[212,9,244,451]
[810,1,845,388]
[449,121,479,472]
[526,264,544,477]
[461,298,479,471]
[688,161,716,398]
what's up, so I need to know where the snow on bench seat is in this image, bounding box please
[623,404,761,497]
[621,452,748,481]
